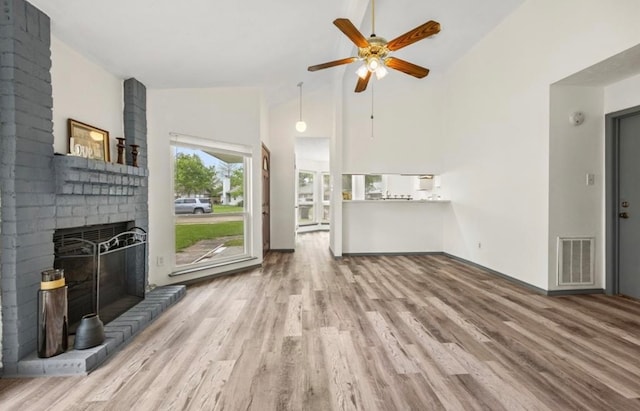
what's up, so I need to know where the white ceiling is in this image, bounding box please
[29,0,525,106]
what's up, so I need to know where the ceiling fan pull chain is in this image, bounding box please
[298,82,303,120]
[371,84,375,139]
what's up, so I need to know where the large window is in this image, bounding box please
[171,137,252,272]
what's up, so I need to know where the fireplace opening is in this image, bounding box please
[53,222,147,333]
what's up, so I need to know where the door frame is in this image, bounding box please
[605,104,640,294]
[262,143,270,256]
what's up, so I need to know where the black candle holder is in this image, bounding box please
[130,144,139,167]
[116,138,126,164]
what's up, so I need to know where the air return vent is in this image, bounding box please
[557,237,595,286]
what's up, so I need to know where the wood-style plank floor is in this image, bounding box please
[3,231,640,410]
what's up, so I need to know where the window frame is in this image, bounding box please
[169,135,254,275]
[297,169,317,227]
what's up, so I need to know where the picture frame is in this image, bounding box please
[68,119,110,162]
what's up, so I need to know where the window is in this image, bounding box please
[341,174,438,200]
[322,173,330,224]
[170,136,253,273]
[342,174,352,200]
[365,175,383,200]
[298,171,315,226]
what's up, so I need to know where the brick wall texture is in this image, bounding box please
[1,0,55,371]
[0,0,149,374]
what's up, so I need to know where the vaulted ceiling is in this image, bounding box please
[28,0,525,105]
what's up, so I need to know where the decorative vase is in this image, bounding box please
[37,269,68,358]
[116,138,126,164]
[74,313,105,350]
[130,144,139,167]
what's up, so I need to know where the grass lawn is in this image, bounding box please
[176,221,243,251]
[214,204,243,213]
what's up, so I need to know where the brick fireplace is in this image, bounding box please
[0,0,173,376]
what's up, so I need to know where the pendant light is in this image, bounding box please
[295,82,307,132]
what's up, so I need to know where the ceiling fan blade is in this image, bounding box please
[355,71,371,93]
[387,20,440,51]
[308,57,358,72]
[334,18,369,49]
[385,57,430,78]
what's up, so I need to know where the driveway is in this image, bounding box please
[175,236,244,265]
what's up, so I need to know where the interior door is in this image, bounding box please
[618,111,640,299]
[262,144,270,256]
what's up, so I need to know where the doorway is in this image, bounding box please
[606,105,640,298]
[294,137,330,234]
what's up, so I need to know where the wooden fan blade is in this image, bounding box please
[355,71,371,93]
[308,57,358,72]
[387,20,440,51]
[385,57,430,78]
[334,18,369,48]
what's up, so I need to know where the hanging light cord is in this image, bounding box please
[371,83,375,138]
[298,81,303,121]
[371,0,376,35]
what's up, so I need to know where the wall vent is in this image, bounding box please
[557,237,595,286]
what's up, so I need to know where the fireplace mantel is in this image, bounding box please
[53,155,148,196]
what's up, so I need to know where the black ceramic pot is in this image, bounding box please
[74,313,105,350]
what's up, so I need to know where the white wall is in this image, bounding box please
[338,69,447,259]
[147,87,264,286]
[441,0,640,290]
[605,72,640,113]
[297,158,329,173]
[330,77,345,256]
[548,86,604,290]
[342,73,445,174]
[268,87,335,250]
[50,36,123,158]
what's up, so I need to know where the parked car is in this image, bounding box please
[174,197,212,214]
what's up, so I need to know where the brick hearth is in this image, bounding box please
[10,285,185,377]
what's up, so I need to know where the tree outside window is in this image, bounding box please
[174,153,221,198]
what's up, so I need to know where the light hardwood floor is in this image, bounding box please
[2,231,640,410]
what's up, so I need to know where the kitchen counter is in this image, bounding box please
[342,199,450,254]
[344,199,450,203]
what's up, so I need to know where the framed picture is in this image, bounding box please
[68,119,110,162]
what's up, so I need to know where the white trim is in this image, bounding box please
[169,131,253,157]
[169,136,254,275]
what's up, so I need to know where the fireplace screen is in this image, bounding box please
[54,223,147,332]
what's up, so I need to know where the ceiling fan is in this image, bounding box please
[308,0,440,93]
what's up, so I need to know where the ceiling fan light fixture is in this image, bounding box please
[366,56,381,72]
[306,0,440,93]
[375,64,388,80]
[356,64,369,79]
